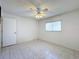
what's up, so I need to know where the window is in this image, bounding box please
[45,21,61,32]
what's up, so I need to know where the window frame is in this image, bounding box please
[45,20,62,32]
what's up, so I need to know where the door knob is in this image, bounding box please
[14,32,16,34]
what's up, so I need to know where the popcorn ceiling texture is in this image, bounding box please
[0,40,79,59]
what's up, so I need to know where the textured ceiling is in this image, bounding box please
[0,0,79,18]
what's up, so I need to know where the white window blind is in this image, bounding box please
[45,21,61,31]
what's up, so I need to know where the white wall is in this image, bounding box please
[16,17,38,43]
[2,13,38,44]
[38,10,79,51]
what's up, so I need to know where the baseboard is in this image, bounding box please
[38,39,79,52]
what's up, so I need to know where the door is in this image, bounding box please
[3,17,16,47]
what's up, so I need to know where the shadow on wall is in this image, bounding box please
[0,6,1,17]
[0,6,1,24]
[0,6,1,47]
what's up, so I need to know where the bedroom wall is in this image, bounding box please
[16,17,38,43]
[38,10,79,51]
[2,13,38,44]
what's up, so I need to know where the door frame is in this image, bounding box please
[1,17,17,47]
[1,17,3,48]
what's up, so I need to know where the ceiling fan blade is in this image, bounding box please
[30,8,37,12]
[16,0,37,11]
[28,0,38,8]
[42,8,48,12]
[28,0,44,8]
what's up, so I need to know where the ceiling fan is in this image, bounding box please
[30,7,48,19]
[24,0,49,19]
[18,0,49,19]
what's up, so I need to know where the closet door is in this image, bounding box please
[3,17,16,47]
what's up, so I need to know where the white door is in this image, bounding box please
[3,17,16,47]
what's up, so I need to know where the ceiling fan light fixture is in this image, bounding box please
[30,7,48,19]
[35,11,46,19]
